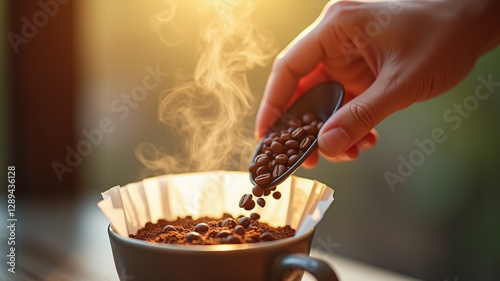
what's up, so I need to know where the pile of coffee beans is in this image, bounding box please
[240,112,322,211]
[130,213,295,245]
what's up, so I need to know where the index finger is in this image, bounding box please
[255,6,336,139]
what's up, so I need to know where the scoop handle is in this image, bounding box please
[272,253,339,281]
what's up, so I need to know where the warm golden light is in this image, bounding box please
[135,0,278,175]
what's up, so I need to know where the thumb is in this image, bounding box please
[318,72,409,158]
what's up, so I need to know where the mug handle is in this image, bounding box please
[272,253,339,281]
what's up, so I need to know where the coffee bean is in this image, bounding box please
[299,137,312,150]
[263,188,272,196]
[256,166,268,176]
[255,173,272,186]
[317,121,324,130]
[273,191,282,200]
[252,185,264,197]
[302,112,317,125]
[250,213,260,220]
[255,154,269,166]
[303,125,317,135]
[239,194,253,209]
[281,133,292,141]
[216,230,231,238]
[288,117,302,127]
[221,218,237,228]
[271,141,285,154]
[272,164,287,179]
[248,112,322,211]
[257,198,266,208]
[186,232,202,243]
[195,223,209,233]
[272,137,284,144]
[288,154,300,166]
[267,159,277,171]
[248,162,257,175]
[225,235,242,244]
[275,154,288,164]
[306,135,316,142]
[238,217,251,228]
[260,232,275,241]
[162,225,175,232]
[285,140,299,150]
[248,222,259,229]
[244,199,256,211]
[291,127,305,140]
[264,149,273,158]
[233,225,245,236]
[269,132,280,139]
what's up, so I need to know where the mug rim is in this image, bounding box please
[108,223,314,253]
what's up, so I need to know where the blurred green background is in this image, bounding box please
[3,0,499,280]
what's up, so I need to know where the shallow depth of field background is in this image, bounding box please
[3,1,500,280]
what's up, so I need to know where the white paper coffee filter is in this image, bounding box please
[97,171,334,237]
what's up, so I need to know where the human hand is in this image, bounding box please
[255,0,500,167]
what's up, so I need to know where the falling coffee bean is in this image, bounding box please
[250,213,260,220]
[257,198,266,208]
[239,194,253,209]
[244,199,256,211]
[273,191,282,200]
[252,185,264,197]
[263,188,272,196]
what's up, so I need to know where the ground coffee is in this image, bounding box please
[130,213,295,245]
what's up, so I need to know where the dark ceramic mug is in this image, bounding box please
[108,224,338,281]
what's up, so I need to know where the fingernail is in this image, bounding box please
[319,127,350,157]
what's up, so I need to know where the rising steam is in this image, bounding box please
[136,0,277,175]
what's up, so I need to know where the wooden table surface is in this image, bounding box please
[0,194,422,281]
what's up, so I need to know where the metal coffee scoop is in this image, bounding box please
[250,81,345,189]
